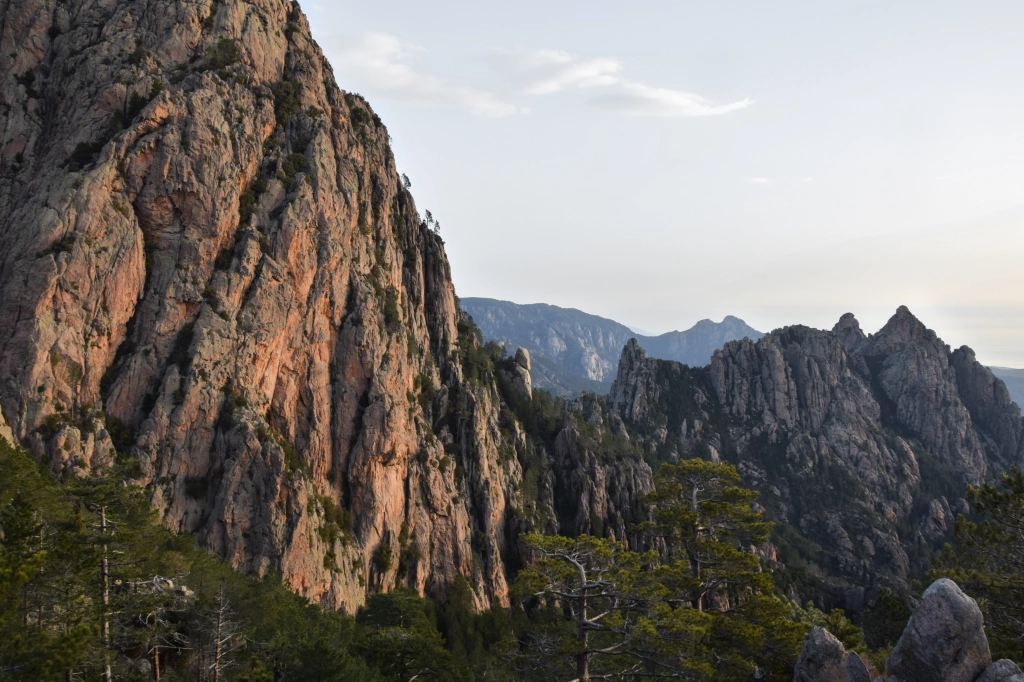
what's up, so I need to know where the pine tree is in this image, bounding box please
[512,459,806,681]
[932,466,1024,660]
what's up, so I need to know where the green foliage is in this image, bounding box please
[511,462,806,681]
[861,588,911,650]
[0,434,498,682]
[279,152,306,188]
[456,315,499,387]
[67,139,105,171]
[238,189,257,225]
[639,459,774,609]
[104,415,135,456]
[383,287,401,331]
[43,233,76,257]
[790,601,866,653]
[931,466,1024,661]
[314,493,353,546]
[204,38,241,71]
[271,80,301,126]
[356,590,471,682]
[126,91,148,120]
[414,373,437,411]
[218,388,248,430]
[373,543,393,574]
[168,322,195,375]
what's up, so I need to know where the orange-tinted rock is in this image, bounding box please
[0,0,522,613]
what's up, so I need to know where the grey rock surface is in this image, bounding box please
[886,578,991,682]
[515,347,531,371]
[792,626,849,682]
[845,652,871,682]
[977,659,1024,682]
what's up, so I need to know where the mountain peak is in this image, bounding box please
[864,305,940,356]
[832,312,865,351]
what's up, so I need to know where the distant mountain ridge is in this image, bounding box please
[460,298,763,395]
[991,367,1024,409]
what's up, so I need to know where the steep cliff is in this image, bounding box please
[0,0,536,613]
[608,307,1024,603]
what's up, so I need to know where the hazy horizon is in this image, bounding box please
[305,0,1024,367]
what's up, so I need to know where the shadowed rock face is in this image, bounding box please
[0,0,543,614]
[608,309,1024,598]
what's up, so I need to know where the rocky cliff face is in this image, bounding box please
[609,308,1024,603]
[0,0,539,613]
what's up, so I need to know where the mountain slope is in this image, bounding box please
[607,307,1024,605]
[461,297,762,394]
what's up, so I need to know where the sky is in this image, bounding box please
[304,0,1024,367]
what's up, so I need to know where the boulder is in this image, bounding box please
[845,652,870,682]
[886,579,991,682]
[515,347,531,371]
[793,627,848,682]
[977,659,1024,682]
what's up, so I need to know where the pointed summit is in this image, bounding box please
[832,313,865,352]
[864,306,940,356]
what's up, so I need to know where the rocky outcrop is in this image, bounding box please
[793,627,870,682]
[886,579,991,682]
[512,346,532,398]
[794,580,1018,682]
[951,346,1024,468]
[548,393,652,540]
[608,309,1024,601]
[858,307,987,478]
[0,0,538,614]
[976,660,1024,682]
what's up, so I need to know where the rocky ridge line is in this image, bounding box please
[608,308,1024,601]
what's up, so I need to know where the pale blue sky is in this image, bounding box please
[305,1,1024,366]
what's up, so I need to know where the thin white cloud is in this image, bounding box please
[491,48,622,95]
[332,32,524,117]
[589,82,753,117]
[330,35,748,119]
[749,176,814,185]
[493,48,751,117]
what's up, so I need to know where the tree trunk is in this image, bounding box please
[576,591,589,682]
[213,603,223,682]
[101,507,111,682]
